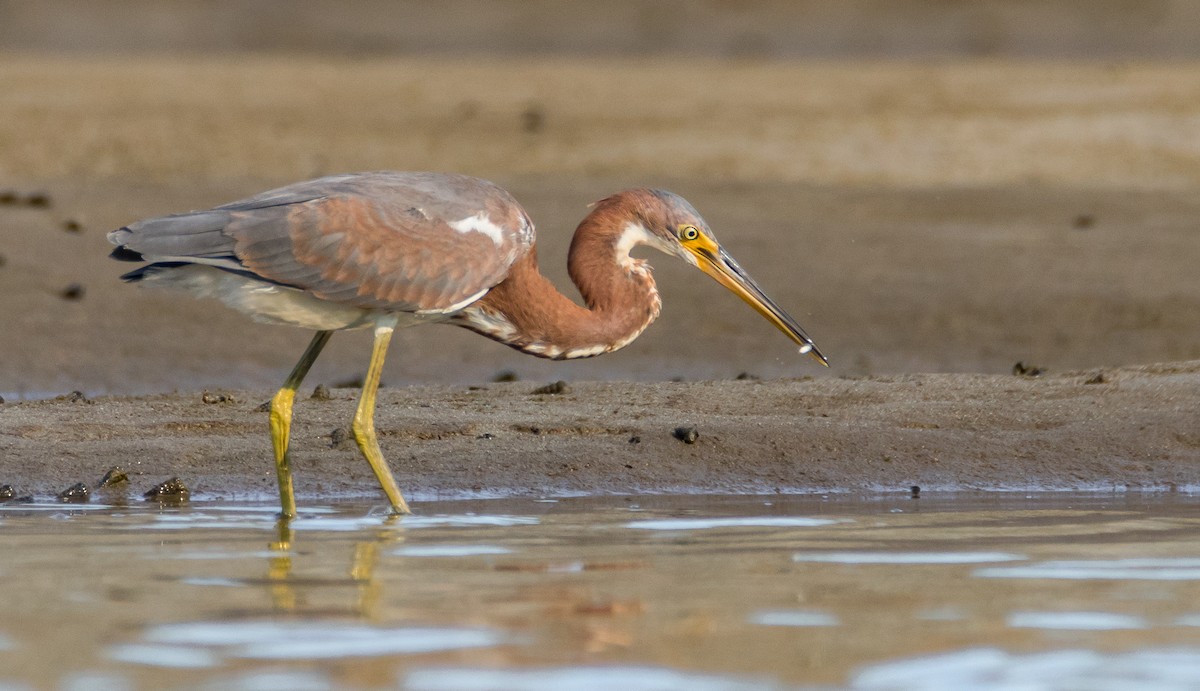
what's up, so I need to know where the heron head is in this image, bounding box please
[614,189,828,366]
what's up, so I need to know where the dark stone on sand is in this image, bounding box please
[58,482,90,503]
[672,426,699,444]
[493,370,519,382]
[57,391,92,404]
[98,467,129,488]
[59,283,85,300]
[0,485,14,500]
[532,380,571,395]
[0,190,50,207]
[521,104,545,133]
[201,391,234,404]
[144,477,189,502]
[1012,361,1045,377]
[311,384,332,400]
[329,427,349,448]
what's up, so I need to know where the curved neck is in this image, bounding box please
[454,208,661,360]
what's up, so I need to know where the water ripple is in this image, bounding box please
[849,648,1200,690]
[110,621,505,665]
[794,552,1023,565]
[976,558,1200,580]
[403,666,788,691]
[1008,611,1147,630]
[625,517,844,531]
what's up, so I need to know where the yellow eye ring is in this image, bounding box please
[681,225,699,241]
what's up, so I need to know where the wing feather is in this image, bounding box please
[110,172,535,314]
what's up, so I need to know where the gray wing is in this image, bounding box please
[108,172,535,313]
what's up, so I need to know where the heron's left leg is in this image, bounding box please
[270,330,334,518]
[351,315,412,515]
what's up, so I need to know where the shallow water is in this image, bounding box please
[1,494,1199,690]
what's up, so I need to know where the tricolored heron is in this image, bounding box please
[109,172,826,517]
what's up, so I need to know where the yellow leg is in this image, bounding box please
[267,518,296,611]
[269,330,333,518]
[351,315,411,515]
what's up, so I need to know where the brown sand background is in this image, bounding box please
[1,2,1199,501]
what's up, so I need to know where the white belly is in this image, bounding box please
[139,264,436,331]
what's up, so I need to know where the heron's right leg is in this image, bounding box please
[350,315,412,515]
[270,330,333,518]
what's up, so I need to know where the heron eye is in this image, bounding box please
[680,225,699,241]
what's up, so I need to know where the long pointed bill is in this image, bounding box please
[692,244,828,366]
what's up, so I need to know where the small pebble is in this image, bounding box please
[628,436,641,444]
[1072,213,1095,229]
[477,432,495,440]
[58,482,90,503]
[311,384,332,400]
[1012,361,1045,377]
[24,192,51,208]
[735,372,760,380]
[144,477,189,502]
[0,190,16,205]
[62,218,84,233]
[672,426,699,444]
[910,485,921,499]
[201,391,234,404]
[1084,372,1107,385]
[256,399,272,412]
[492,370,518,382]
[0,485,14,500]
[98,466,129,488]
[329,427,349,448]
[57,390,92,404]
[521,104,545,133]
[59,283,85,301]
[532,380,571,395]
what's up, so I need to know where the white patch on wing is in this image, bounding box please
[448,212,508,247]
[135,265,436,331]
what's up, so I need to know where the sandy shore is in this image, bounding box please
[2,56,1199,502]
[3,362,1198,504]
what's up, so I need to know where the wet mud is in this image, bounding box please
[2,363,1198,504]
